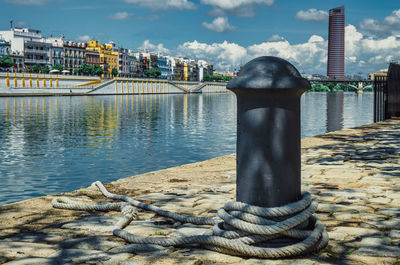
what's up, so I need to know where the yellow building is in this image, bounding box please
[86,40,118,78]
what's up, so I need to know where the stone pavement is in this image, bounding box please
[0,119,400,264]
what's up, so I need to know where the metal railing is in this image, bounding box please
[374,75,387,122]
[374,63,400,122]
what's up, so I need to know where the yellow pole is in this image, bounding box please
[43,74,46,87]
[151,80,153,93]
[56,75,59,87]
[29,74,32,88]
[36,74,39,87]
[6,72,10,88]
[115,79,118,94]
[131,80,134,94]
[49,75,53,88]
[14,72,17,88]
[121,80,124,94]
[22,73,25,87]
[146,80,149,93]
[127,81,129,94]
[141,80,144,94]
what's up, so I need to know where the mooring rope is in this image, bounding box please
[52,181,328,258]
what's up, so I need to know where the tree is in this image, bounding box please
[42,66,50,74]
[73,68,81,75]
[143,69,150,77]
[32,63,42,73]
[93,65,103,76]
[52,63,63,71]
[149,68,161,78]
[111,68,118,77]
[0,55,14,68]
[79,64,93,76]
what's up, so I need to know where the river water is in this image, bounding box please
[0,92,373,205]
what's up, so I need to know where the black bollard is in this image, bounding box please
[227,56,311,208]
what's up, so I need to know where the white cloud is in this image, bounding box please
[360,9,400,37]
[174,24,400,76]
[76,35,91,42]
[177,40,247,71]
[139,40,170,54]
[201,0,274,17]
[4,0,50,5]
[202,17,236,32]
[108,12,131,20]
[265,34,286,42]
[123,0,196,10]
[295,8,328,23]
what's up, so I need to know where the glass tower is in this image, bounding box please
[327,6,345,79]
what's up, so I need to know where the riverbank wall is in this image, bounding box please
[0,73,228,96]
[0,119,399,264]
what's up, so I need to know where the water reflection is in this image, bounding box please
[327,92,344,132]
[0,92,373,205]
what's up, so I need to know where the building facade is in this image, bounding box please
[85,49,100,66]
[87,41,118,78]
[157,55,172,79]
[118,48,130,77]
[24,39,51,69]
[0,39,11,57]
[327,6,345,80]
[47,37,64,67]
[63,41,86,74]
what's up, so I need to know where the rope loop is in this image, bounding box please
[52,181,328,258]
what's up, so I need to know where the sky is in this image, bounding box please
[1,0,400,76]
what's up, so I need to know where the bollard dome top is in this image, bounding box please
[227,56,311,91]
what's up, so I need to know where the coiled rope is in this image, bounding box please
[52,181,328,258]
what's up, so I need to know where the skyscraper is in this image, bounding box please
[327,6,345,79]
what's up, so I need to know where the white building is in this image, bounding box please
[0,27,50,69]
[198,60,213,81]
[46,37,64,66]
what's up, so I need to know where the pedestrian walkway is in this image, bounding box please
[0,119,399,264]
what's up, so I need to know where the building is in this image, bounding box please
[368,68,388,80]
[9,53,24,72]
[0,39,11,57]
[0,27,50,70]
[128,51,138,77]
[46,37,64,66]
[24,39,51,69]
[63,41,86,74]
[85,49,100,66]
[118,47,130,77]
[86,40,118,78]
[157,55,173,79]
[327,6,345,80]
[173,58,184,81]
[198,60,213,81]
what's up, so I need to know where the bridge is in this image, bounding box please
[309,79,373,93]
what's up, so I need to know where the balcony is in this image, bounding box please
[25,48,49,54]
[24,59,49,64]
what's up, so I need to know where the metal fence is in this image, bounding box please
[374,63,400,122]
[374,75,387,122]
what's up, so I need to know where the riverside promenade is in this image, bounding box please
[0,119,399,264]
